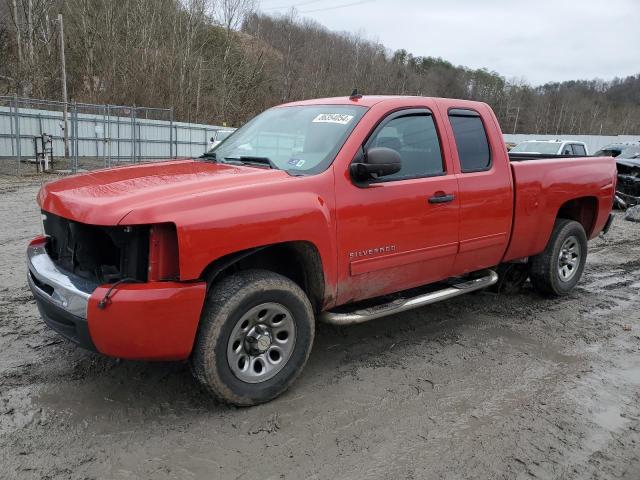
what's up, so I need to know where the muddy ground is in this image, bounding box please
[0,175,638,480]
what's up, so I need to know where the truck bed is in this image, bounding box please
[503,155,617,262]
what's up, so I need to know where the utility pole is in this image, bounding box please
[58,14,69,158]
[512,106,520,135]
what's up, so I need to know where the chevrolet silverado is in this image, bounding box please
[28,95,616,405]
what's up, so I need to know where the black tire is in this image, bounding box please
[190,269,315,406]
[529,219,588,296]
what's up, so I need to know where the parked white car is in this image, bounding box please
[207,128,236,151]
[510,140,589,156]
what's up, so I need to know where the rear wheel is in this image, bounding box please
[529,219,587,296]
[190,269,315,406]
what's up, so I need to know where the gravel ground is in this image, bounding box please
[0,175,639,480]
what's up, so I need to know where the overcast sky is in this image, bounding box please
[258,0,640,85]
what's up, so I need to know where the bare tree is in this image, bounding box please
[0,1,638,134]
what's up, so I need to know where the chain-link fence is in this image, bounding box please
[0,96,222,175]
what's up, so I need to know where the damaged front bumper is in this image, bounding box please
[27,236,98,351]
[27,236,207,360]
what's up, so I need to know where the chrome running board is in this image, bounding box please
[319,270,498,325]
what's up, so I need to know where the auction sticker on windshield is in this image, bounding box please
[312,113,354,125]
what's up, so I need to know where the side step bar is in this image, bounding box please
[319,270,498,325]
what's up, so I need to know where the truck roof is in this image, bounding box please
[279,95,487,109]
[280,95,412,108]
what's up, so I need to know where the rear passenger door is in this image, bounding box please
[442,106,513,275]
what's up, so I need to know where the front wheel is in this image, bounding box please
[529,219,588,296]
[190,269,315,406]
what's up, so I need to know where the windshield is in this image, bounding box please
[617,146,640,159]
[510,142,562,154]
[207,105,367,174]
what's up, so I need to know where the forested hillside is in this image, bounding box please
[1,0,639,134]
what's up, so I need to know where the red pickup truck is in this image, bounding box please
[28,95,616,405]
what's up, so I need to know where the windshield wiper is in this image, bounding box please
[223,156,279,169]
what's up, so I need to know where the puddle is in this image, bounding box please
[592,403,627,432]
[580,392,630,454]
[32,372,210,434]
[567,352,640,456]
[36,381,125,418]
[465,322,581,365]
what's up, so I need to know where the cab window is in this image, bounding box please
[448,110,491,172]
[367,113,444,181]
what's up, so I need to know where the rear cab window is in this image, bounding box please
[448,109,491,172]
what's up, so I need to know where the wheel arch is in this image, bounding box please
[200,241,326,313]
[556,196,599,236]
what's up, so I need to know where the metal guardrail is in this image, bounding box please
[0,96,222,175]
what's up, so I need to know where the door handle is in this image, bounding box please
[428,193,455,204]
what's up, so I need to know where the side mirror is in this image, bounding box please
[351,147,402,182]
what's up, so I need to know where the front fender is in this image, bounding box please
[119,173,338,307]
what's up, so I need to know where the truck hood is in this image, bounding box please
[38,160,291,225]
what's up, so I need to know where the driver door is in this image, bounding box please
[334,107,460,305]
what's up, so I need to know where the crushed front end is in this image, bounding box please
[27,213,206,360]
[28,235,98,350]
